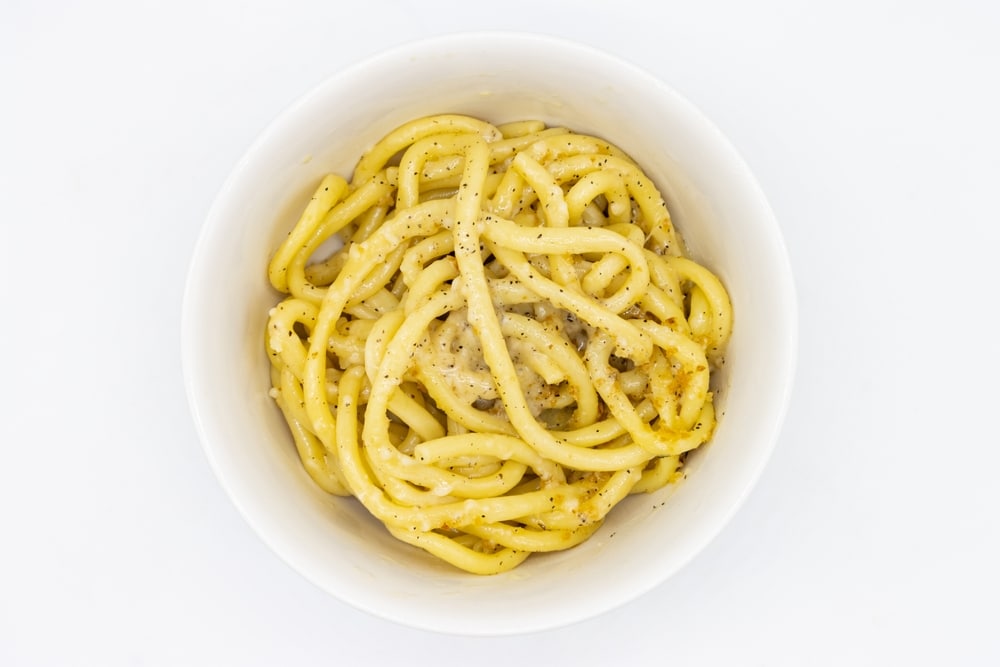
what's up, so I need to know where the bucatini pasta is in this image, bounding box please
[265,114,732,574]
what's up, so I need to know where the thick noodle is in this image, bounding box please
[265,115,733,574]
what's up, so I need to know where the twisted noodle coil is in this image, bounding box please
[265,115,732,574]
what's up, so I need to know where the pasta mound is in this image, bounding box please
[265,115,732,574]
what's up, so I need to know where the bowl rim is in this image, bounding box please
[181,29,798,635]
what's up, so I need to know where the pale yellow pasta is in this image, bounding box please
[265,114,733,574]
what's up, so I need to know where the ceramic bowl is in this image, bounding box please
[182,31,797,635]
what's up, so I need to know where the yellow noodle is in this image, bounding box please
[264,114,732,574]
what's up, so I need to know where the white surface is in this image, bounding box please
[182,31,796,635]
[2,0,998,663]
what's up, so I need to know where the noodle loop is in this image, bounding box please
[265,115,732,574]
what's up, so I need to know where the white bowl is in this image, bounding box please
[182,31,796,635]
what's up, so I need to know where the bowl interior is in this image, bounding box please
[182,32,796,635]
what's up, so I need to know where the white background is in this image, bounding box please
[3,1,998,664]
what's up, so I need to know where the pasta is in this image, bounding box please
[265,114,733,574]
